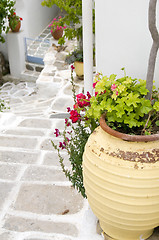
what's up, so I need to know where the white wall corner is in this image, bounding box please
[7,30,25,78]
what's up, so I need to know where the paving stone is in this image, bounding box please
[10,98,23,104]
[23,238,72,240]
[58,70,71,79]
[0,134,36,149]
[56,52,67,61]
[50,118,71,132]
[42,72,55,77]
[13,184,84,215]
[43,151,71,168]
[63,84,80,96]
[53,77,62,83]
[0,150,39,164]
[4,128,45,136]
[3,216,78,236]
[0,182,14,209]
[0,232,13,240]
[0,164,22,180]
[53,61,69,71]
[0,136,37,149]
[51,97,74,113]
[50,113,70,119]
[23,237,72,240]
[18,118,53,129]
[21,166,68,182]
[40,138,59,151]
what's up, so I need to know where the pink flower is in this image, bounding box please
[95,92,98,96]
[111,84,117,91]
[65,118,70,127]
[66,137,70,142]
[76,93,90,108]
[73,103,78,109]
[56,26,60,30]
[51,29,53,33]
[116,91,118,96]
[54,128,60,137]
[69,110,81,123]
[67,107,71,112]
[76,93,86,100]
[71,65,75,70]
[53,18,57,21]
[59,26,62,29]
[87,91,91,99]
[93,82,97,88]
[59,142,65,149]
[59,16,62,19]
[63,26,67,29]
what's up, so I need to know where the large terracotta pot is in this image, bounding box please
[51,29,63,40]
[74,61,84,77]
[83,114,159,240]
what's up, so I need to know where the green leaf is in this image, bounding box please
[138,86,149,95]
[126,93,140,107]
[115,104,125,118]
[140,99,152,114]
[153,101,159,111]
[109,74,116,81]
[156,120,159,126]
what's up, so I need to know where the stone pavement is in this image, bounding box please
[0,39,159,240]
[0,39,96,240]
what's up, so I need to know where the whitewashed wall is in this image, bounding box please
[95,0,159,87]
[0,0,58,60]
[15,0,59,38]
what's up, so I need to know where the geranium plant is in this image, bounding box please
[49,16,66,34]
[52,66,96,198]
[86,69,159,135]
[8,11,23,31]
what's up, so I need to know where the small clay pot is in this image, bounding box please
[51,29,63,40]
[10,21,21,32]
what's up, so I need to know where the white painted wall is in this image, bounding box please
[95,0,159,87]
[0,0,59,60]
[15,0,59,39]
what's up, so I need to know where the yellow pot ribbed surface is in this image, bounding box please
[74,61,83,76]
[83,126,159,240]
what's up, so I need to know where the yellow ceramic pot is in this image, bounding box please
[74,61,84,77]
[83,114,159,240]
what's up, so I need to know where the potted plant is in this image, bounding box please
[65,49,83,77]
[52,0,159,239]
[0,0,15,43]
[41,0,83,46]
[49,16,66,40]
[8,11,23,32]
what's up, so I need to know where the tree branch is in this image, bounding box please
[146,0,159,99]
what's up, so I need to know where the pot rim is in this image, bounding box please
[74,61,83,64]
[99,113,159,142]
